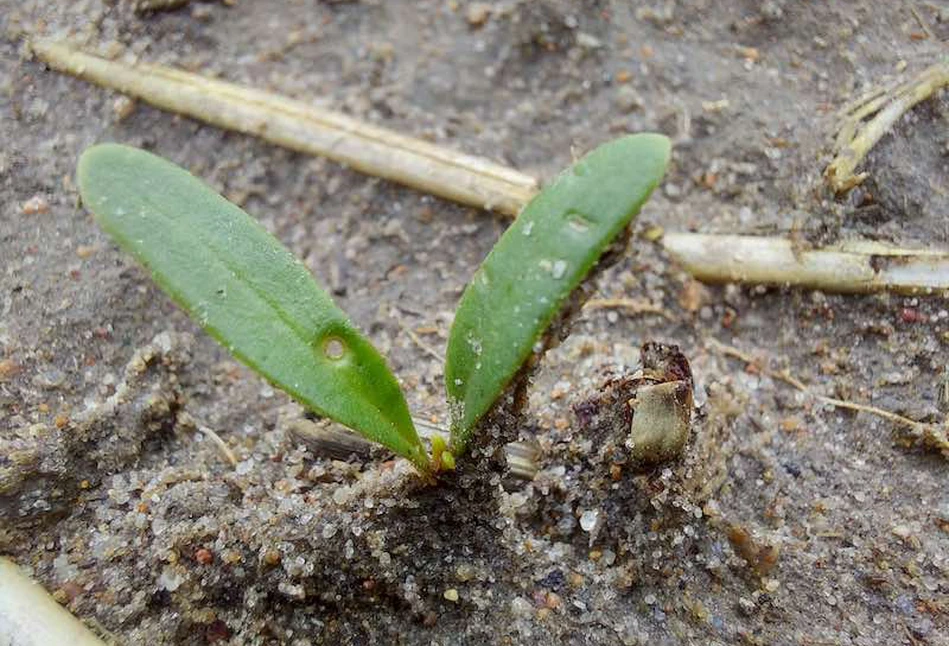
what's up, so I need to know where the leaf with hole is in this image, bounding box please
[445,133,671,454]
[78,144,430,473]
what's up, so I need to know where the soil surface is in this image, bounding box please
[2,1,948,645]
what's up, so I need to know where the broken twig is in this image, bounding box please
[32,39,538,216]
[826,61,949,192]
[663,233,949,296]
[196,425,238,467]
[397,320,446,363]
[708,338,949,458]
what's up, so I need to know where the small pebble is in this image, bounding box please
[576,33,602,49]
[112,96,136,121]
[615,85,643,112]
[0,359,21,380]
[455,563,476,582]
[739,596,757,614]
[443,588,459,602]
[579,509,599,532]
[900,307,926,324]
[466,3,491,27]
[22,195,49,215]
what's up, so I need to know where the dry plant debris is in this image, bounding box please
[708,338,949,458]
[826,60,949,193]
[662,233,949,296]
[32,39,538,216]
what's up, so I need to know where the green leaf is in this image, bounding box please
[445,133,671,453]
[78,144,430,472]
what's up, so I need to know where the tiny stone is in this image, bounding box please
[22,195,49,215]
[332,487,352,506]
[466,3,491,27]
[158,566,185,592]
[443,588,459,602]
[579,509,599,533]
[191,4,212,20]
[576,32,602,49]
[615,85,643,112]
[112,96,136,121]
[278,581,306,600]
[455,563,476,582]
[0,359,21,381]
[511,596,533,617]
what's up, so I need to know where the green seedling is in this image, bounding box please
[77,134,669,476]
[446,133,670,454]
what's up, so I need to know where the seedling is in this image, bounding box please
[77,134,669,476]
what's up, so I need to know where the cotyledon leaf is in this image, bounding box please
[445,133,671,454]
[78,144,430,473]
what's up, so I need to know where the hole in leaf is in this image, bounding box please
[565,211,593,233]
[323,337,347,360]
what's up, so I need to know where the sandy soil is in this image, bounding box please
[1,1,947,644]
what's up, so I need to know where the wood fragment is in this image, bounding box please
[504,441,541,480]
[708,338,949,458]
[196,425,238,467]
[134,0,190,14]
[31,39,538,216]
[286,418,371,460]
[663,233,949,296]
[285,415,537,477]
[177,412,238,467]
[826,61,949,193]
[909,6,934,40]
[0,557,106,646]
